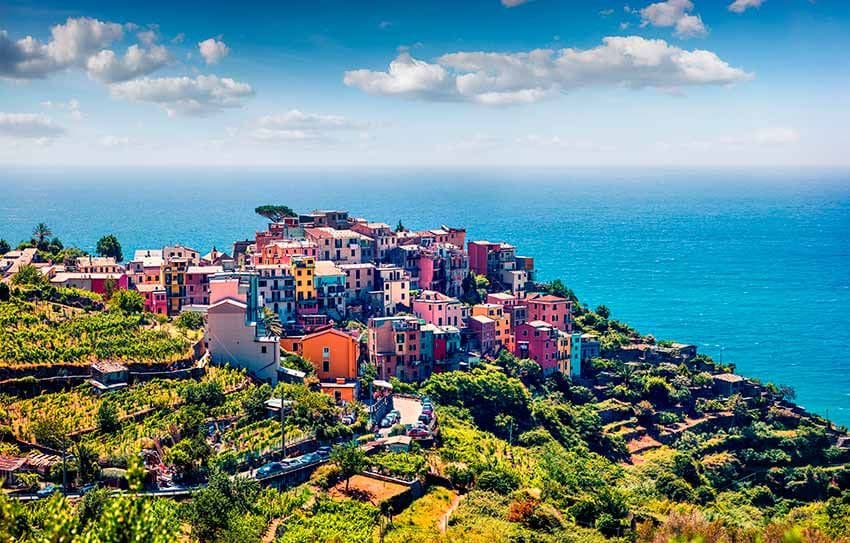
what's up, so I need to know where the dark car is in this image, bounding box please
[418,414,431,425]
[36,484,58,498]
[256,462,283,478]
[316,446,332,459]
[279,458,301,471]
[300,452,322,465]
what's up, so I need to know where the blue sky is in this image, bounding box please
[1,0,849,166]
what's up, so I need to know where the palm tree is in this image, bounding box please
[32,223,52,245]
[261,307,283,337]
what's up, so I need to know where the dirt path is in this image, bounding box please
[439,493,464,534]
[261,517,282,543]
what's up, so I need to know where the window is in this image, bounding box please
[323,346,330,358]
[261,346,267,354]
[322,360,330,372]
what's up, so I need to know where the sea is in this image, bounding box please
[2,167,849,426]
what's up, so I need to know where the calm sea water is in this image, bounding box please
[2,167,849,425]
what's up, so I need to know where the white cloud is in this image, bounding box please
[345,37,751,105]
[86,44,170,82]
[108,74,254,117]
[0,16,173,82]
[640,0,708,38]
[251,109,367,142]
[198,38,229,65]
[0,112,64,139]
[137,29,158,46]
[171,32,186,44]
[501,0,533,6]
[344,52,456,101]
[728,0,765,13]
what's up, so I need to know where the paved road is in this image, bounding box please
[379,396,421,437]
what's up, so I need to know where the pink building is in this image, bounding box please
[514,320,560,375]
[254,218,303,254]
[254,239,317,266]
[526,293,572,332]
[412,290,464,328]
[137,284,167,315]
[468,315,496,355]
[184,265,223,306]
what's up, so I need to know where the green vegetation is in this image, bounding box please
[255,204,297,222]
[0,295,192,367]
[95,233,123,262]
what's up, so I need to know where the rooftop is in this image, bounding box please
[713,373,745,383]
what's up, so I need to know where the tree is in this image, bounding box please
[395,220,405,232]
[261,306,283,337]
[97,401,120,433]
[0,282,9,302]
[11,264,46,286]
[176,311,205,329]
[32,223,52,246]
[74,442,100,485]
[595,305,611,319]
[187,468,260,542]
[241,383,272,422]
[96,234,123,262]
[108,289,144,313]
[331,441,366,492]
[102,277,118,301]
[0,239,9,254]
[255,205,297,223]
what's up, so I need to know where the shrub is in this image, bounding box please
[176,311,204,330]
[477,468,519,495]
[309,463,341,490]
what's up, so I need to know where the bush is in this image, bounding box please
[477,468,519,495]
[309,463,341,490]
[176,311,204,330]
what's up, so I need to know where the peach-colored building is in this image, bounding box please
[472,303,512,351]
[412,290,464,328]
[305,227,374,264]
[253,239,318,266]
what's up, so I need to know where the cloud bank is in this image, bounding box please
[344,36,752,105]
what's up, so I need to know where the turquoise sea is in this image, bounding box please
[2,167,849,425]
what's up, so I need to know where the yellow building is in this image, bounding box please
[292,255,316,302]
[472,303,512,351]
[557,331,571,376]
[162,258,189,316]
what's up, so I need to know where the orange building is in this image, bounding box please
[280,327,360,403]
[472,303,513,352]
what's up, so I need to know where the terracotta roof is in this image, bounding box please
[0,455,26,472]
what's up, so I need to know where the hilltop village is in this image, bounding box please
[1,206,849,543]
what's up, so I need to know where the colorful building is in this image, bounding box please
[280,327,360,403]
[314,260,346,318]
[350,221,398,262]
[49,272,128,294]
[525,293,572,332]
[254,239,318,266]
[367,315,428,382]
[256,264,296,324]
[127,249,163,288]
[375,264,410,316]
[467,240,529,292]
[185,265,223,306]
[339,263,375,303]
[468,314,496,355]
[305,227,374,264]
[291,255,316,304]
[162,258,189,316]
[205,272,280,384]
[514,320,560,376]
[472,303,512,351]
[412,290,464,328]
[137,284,167,315]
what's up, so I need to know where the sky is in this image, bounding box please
[1,0,849,167]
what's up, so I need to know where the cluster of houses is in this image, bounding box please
[2,208,600,405]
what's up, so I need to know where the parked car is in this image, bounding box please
[279,458,301,471]
[418,414,431,426]
[316,446,332,459]
[380,416,392,428]
[300,452,322,465]
[36,484,58,498]
[341,414,356,425]
[407,427,430,438]
[421,408,433,418]
[79,483,99,495]
[256,462,283,478]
